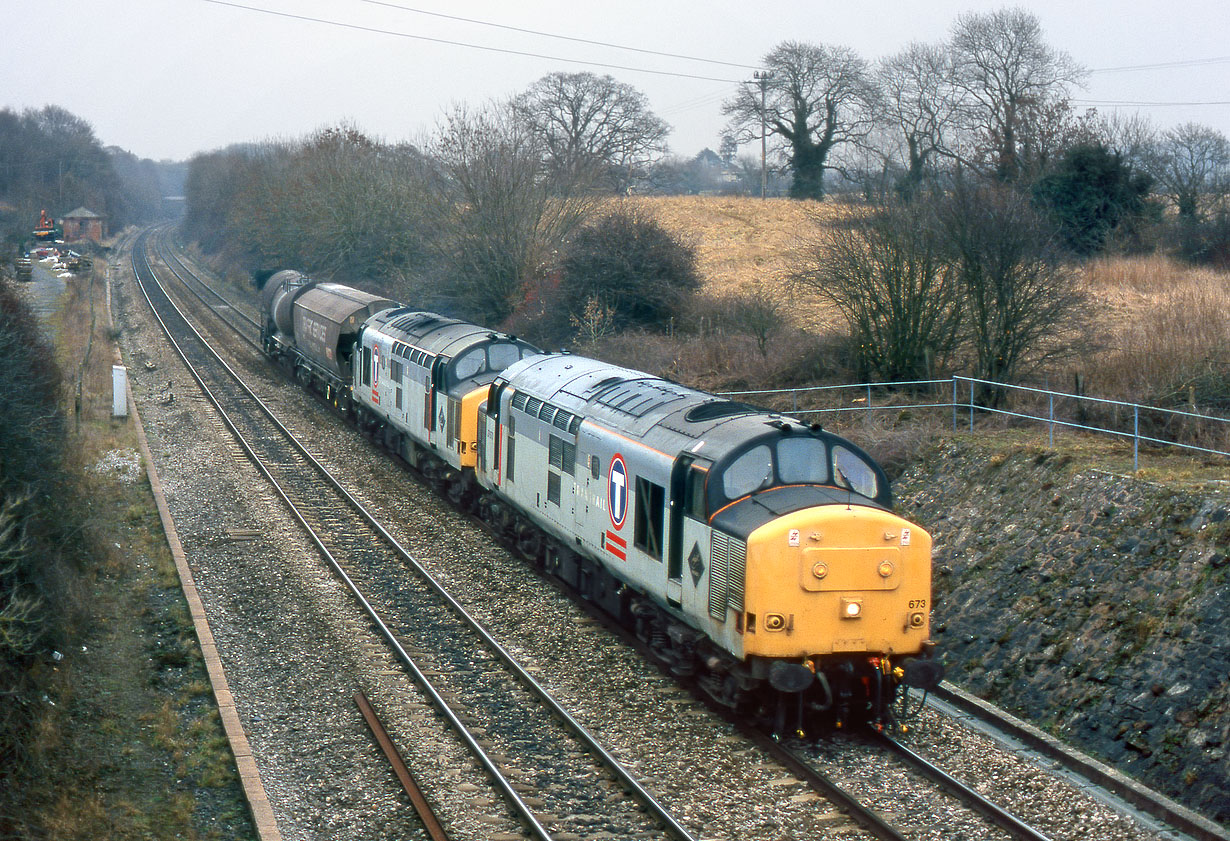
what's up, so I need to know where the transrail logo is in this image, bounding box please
[608,453,628,530]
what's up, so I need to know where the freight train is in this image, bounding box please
[260,270,943,734]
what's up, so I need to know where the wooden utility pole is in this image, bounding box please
[753,71,771,199]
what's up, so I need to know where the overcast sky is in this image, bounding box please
[4,0,1228,162]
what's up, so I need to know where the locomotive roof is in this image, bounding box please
[498,354,796,458]
[366,308,523,359]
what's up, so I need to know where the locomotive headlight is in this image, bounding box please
[877,560,894,578]
[840,598,862,619]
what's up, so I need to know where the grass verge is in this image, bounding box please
[9,260,255,840]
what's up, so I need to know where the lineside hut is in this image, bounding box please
[62,207,106,243]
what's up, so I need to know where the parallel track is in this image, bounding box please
[131,229,698,841]
[141,230,1211,841]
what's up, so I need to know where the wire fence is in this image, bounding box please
[718,376,1230,471]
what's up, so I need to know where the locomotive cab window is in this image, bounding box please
[453,347,484,381]
[777,437,828,484]
[722,445,773,499]
[362,345,372,387]
[634,477,665,561]
[832,445,878,499]
[488,342,522,370]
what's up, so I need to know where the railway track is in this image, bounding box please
[132,229,1199,841]
[926,685,1230,841]
[131,230,696,841]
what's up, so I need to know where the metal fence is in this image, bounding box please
[718,377,1230,471]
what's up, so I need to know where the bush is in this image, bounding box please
[791,199,962,382]
[556,203,701,334]
[1032,143,1155,256]
[0,280,84,805]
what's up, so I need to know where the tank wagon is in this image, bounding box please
[260,272,943,733]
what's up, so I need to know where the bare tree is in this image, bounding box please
[721,283,784,357]
[793,201,962,381]
[938,179,1086,398]
[1095,111,1160,172]
[511,72,670,192]
[876,42,962,198]
[428,102,597,324]
[1147,122,1230,220]
[948,8,1086,181]
[723,40,878,200]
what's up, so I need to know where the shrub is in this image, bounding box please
[0,280,84,803]
[557,203,701,334]
[1032,143,1155,256]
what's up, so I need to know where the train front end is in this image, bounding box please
[702,425,942,732]
[739,502,941,729]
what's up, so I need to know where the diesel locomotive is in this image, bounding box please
[261,271,943,733]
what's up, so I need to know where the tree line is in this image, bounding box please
[0,105,177,256]
[181,7,1228,400]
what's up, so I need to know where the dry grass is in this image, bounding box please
[626,195,850,330]
[610,198,1230,459]
[1078,255,1230,410]
[630,199,1228,395]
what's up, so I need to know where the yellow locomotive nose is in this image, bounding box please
[739,505,933,661]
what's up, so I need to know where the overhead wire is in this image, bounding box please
[1089,55,1230,74]
[198,0,744,83]
[197,2,1229,118]
[352,0,758,71]
[1074,99,1230,107]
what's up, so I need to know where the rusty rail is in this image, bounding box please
[354,691,452,841]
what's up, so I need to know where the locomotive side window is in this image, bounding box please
[506,414,515,481]
[778,438,828,484]
[685,464,708,519]
[362,345,372,386]
[832,445,878,499]
[634,477,665,561]
[722,445,773,499]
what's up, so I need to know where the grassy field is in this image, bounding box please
[627,196,1230,406]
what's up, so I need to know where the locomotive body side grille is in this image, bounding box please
[709,533,730,620]
[728,539,746,612]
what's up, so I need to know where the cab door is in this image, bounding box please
[669,454,711,615]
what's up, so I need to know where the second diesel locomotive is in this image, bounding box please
[261,271,943,732]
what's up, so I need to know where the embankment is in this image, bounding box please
[895,440,1229,823]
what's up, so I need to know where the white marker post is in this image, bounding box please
[111,365,128,417]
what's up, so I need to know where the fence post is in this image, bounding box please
[969,379,975,431]
[1049,391,1054,449]
[1134,406,1139,472]
[952,378,957,431]
[867,383,872,422]
[792,392,797,413]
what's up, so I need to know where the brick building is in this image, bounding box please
[62,207,106,243]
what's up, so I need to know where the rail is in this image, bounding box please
[719,377,1229,471]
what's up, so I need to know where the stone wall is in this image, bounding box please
[893,441,1229,824]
